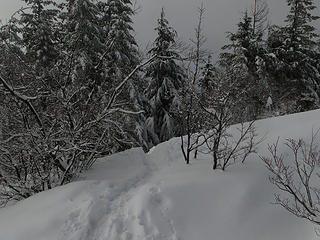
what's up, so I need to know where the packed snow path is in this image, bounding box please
[59,148,158,240]
[1,110,320,240]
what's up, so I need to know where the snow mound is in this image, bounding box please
[0,110,320,240]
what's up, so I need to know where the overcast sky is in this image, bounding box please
[1,0,319,58]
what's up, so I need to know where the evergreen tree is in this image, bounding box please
[0,0,151,201]
[285,0,319,51]
[221,11,255,68]
[266,0,320,110]
[64,0,104,85]
[220,11,268,119]
[100,0,139,83]
[19,0,59,69]
[199,55,216,93]
[59,0,106,133]
[98,0,150,150]
[145,9,185,144]
[10,0,61,95]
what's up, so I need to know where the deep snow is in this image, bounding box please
[0,110,320,240]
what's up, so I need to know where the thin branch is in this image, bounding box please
[0,73,43,130]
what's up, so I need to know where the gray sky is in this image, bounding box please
[1,0,319,59]
[133,0,320,57]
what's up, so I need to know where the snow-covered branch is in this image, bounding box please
[0,74,43,129]
[104,54,157,112]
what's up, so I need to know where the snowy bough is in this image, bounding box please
[0,0,158,205]
[0,53,156,205]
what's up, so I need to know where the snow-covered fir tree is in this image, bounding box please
[220,11,255,69]
[285,0,319,51]
[98,0,151,151]
[13,0,61,97]
[198,55,218,109]
[64,0,104,85]
[145,9,185,144]
[199,55,217,94]
[220,11,268,119]
[100,0,139,82]
[19,0,59,68]
[0,0,148,200]
[266,0,320,110]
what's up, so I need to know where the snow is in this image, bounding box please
[266,96,273,108]
[1,110,320,240]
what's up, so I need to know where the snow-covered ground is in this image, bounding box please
[0,110,320,240]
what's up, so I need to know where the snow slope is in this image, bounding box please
[0,110,320,240]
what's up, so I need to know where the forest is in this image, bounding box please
[0,0,319,226]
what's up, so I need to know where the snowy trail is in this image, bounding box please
[58,145,180,240]
[58,148,155,239]
[89,141,182,240]
[1,110,320,240]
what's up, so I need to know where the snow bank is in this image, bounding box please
[0,110,320,240]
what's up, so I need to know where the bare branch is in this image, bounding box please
[261,132,320,225]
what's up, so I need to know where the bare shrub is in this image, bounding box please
[261,131,320,225]
[198,121,258,170]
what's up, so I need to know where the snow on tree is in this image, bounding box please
[220,11,268,119]
[178,4,207,164]
[144,8,185,144]
[265,0,320,111]
[19,0,60,68]
[0,0,155,203]
[100,0,138,81]
[97,0,153,151]
[197,63,258,170]
[199,55,216,93]
[64,0,104,84]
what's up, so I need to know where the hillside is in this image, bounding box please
[0,110,320,240]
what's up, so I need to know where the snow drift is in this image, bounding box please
[0,110,320,240]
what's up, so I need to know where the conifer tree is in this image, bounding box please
[145,9,185,144]
[19,0,59,69]
[266,0,320,110]
[286,0,319,109]
[64,0,104,85]
[0,0,152,201]
[11,0,61,96]
[99,0,151,150]
[285,0,319,51]
[220,11,268,119]
[199,55,216,93]
[100,0,139,82]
